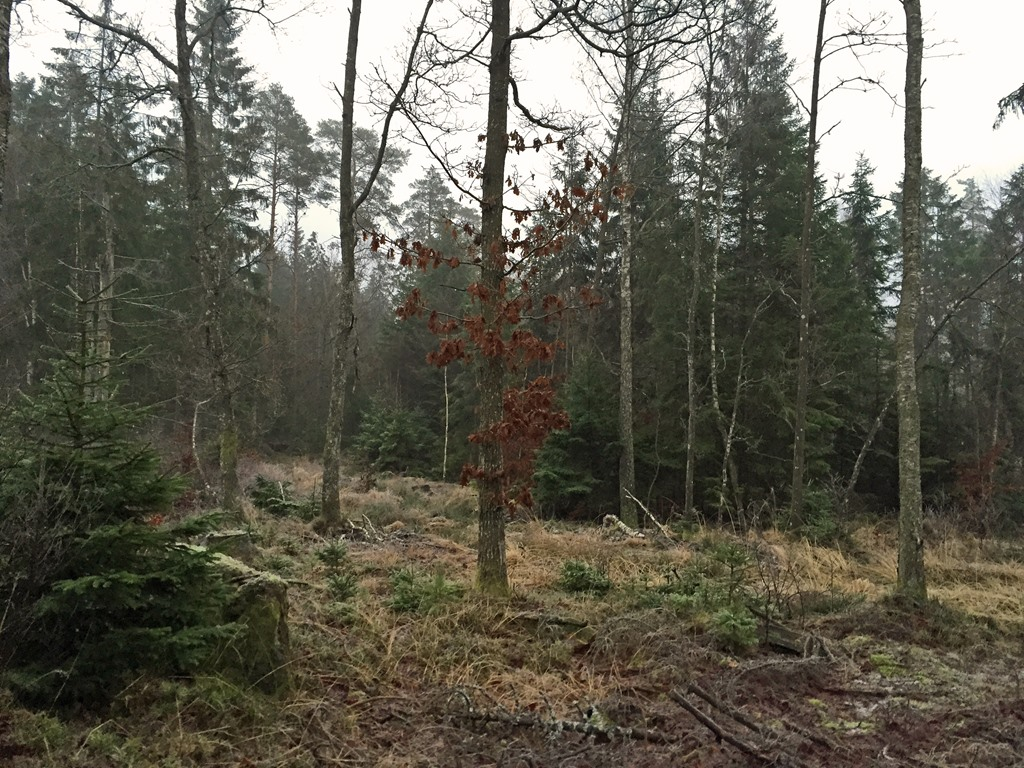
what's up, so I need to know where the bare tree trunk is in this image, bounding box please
[708,166,733,515]
[685,160,703,518]
[843,388,893,509]
[617,0,638,528]
[318,0,433,524]
[586,134,619,348]
[442,365,450,481]
[95,190,115,384]
[291,196,301,335]
[174,0,240,511]
[93,1,115,391]
[686,23,719,518]
[0,0,13,218]
[618,169,637,527]
[791,0,828,521]
[475,0,512,595]
[321,0,362,527]
[264,163,279,343]
[0,0,11,218]
[895,0,926,602]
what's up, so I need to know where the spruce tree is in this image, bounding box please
[0,352,231,707]
[715,0,806,509]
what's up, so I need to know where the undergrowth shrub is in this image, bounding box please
[249,474,315,519]
[0,352,233,708]
[389,568,463,613]
[710,607,759,653]
[316,540,359,603]
[794,483,849,547]
[557,559,613,595]
[638,538,761,652]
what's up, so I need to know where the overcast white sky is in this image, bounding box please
[10,0,1024,205]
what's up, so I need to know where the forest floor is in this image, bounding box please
[3,456,1024,767]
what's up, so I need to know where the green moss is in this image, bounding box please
[821,717,876,733]
[869,652,904,678]
[211,555,291,694]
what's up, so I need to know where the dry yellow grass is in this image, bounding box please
[251,461,1024,626]
[239,455,323,497]
[752,525,1024,624]
[8,458,1024,768]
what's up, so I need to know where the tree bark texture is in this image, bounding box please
[895,0,926,602]
[175,0,240,511]
[791,0,827,521]
[618,173,637,527]
[617,0,638,528]
[685,161,701,517]
[687,23,719,518]
[475,0,512,595]
[321,0,362,527]
[0,0,13,217]
[92,2,115,391]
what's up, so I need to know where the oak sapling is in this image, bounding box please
[377,151,609,515]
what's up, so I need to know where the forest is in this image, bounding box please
[1,0,1023,766]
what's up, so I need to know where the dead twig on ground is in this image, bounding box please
[447,689,675,744]
[689,681,845,753]
[669,689,776,764]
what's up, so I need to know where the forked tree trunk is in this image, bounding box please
[895,0,926,602]
[319,0,433,526]
[174,0,240,511]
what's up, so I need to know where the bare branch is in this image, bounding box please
[353,1,436,211]
[509,74,569,132]
[53,0,178,72]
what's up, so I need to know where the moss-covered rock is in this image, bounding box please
[210,554,291,694]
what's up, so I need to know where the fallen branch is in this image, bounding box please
[602,514,645,538]
[822,685,931,701]
[687,683,768,738]
[779,715,845,753]
[669,690,774,764]
[689,683,844,755]
[448,695,673,744]
[623,488,675,540]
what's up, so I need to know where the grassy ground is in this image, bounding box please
[3,457,1023,767]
